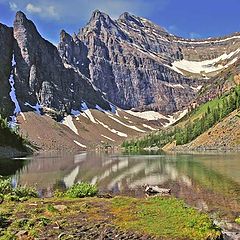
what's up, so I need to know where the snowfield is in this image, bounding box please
[62,115,79,135]
[172,49,240,74]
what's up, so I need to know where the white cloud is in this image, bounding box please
[24,2,60,20]
[9,2,18,11]
[47,5,59,18]
[26,3,42,13]
[5,0,168,23]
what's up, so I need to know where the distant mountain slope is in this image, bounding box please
[12,12,110,116]
[123,83,240,151]
[176,109,240,151]
[17,107,163,151]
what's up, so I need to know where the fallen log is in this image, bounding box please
[145,185,171,195]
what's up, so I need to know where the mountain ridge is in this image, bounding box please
[1,10,240,151]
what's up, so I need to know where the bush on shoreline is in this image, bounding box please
[0,177,38,201]
[0,178,98,201]
[65,182,98,198]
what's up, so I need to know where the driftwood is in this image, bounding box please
[145,185,171,195]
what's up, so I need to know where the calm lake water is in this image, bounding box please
[1,151,240,221]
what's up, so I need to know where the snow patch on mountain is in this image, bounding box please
[81,102,97,123]
[108,115,146,132]
[96,119,128,137]
[71,109,81,117]
[173,35,240,45]
[101,134,115,142]
[126,109,188,127]
[142,124,157,131]
[164,109,188,127]
[62,115,79,135]
[73,140,87,148]
[9,74,21,115]
[172,49,240,74]
[126,110,166,121]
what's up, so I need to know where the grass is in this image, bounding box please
[0,179,221,239]
[0,196,221,240]
[111,196,221,240]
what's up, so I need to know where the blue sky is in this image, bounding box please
[0,0,240,44]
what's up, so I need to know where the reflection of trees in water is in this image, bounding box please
[175,155,240,198]
[0,158,26,176]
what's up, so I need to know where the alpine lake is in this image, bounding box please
[1,150,240,232]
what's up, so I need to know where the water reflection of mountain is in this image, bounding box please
[14,152,240,217]
[0,158,26,176]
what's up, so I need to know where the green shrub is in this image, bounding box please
[0,178,38,201]
[13,186,38,198]
[0,178,13,195]
[235,217,240,224]
[65,182,98,198]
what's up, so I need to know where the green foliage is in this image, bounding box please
[0,213,9,228]
[0,178,12,195]
[123,85,240,150]
[0,177,38,201]
[65,182,98,198]
[13,186,38,198]
[0,114,28,151]
[53,189,65,198]
[235,217,240,224]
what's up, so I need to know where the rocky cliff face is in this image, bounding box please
[0,24,14,116]
[58,10,240,114]
[58,11,200,113]
[1,10,240,119]
[12,11,110,118]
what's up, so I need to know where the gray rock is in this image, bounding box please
[12,11,110,117]
[58,10,240,114]
[0,23,14,117]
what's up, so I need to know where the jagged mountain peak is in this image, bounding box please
[89,9,113,25]
[91,9,110,19]
[15,11,27,21]
[118,12,168,35]
[14,10,43,43]
[60,29,72,42]
[118,12,144,27]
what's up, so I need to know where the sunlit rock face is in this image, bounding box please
[59,10,240,114]
[12,11,110,115]
[1,10,240,117]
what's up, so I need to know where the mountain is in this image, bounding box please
[59,10,240,114]
[13,12,111,117]
[1,10,240,151]
[0,23,14,117]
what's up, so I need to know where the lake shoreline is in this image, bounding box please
[0,146,29,159]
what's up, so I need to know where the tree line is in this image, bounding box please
[0,115,28,151]
[122,86,240,150]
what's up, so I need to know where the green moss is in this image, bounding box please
[0,195,221,240]
[110,196,221,240]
